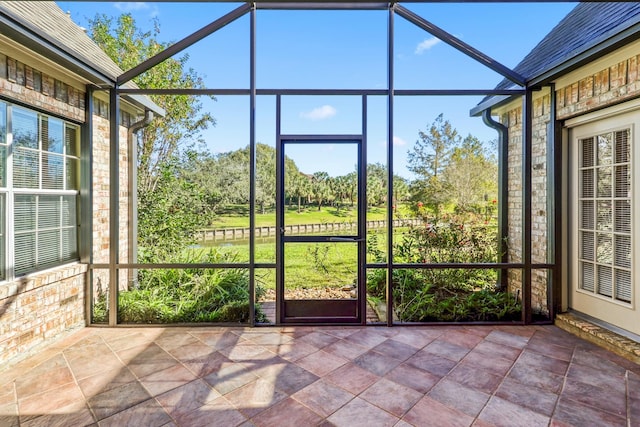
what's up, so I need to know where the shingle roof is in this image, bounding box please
[0,1,126,83]
[499,2,640,89]
[473,2,640,114]
[0,1,162,114]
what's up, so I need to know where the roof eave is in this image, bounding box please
[0,14,115,86]
[470,94,511,117]
[0,11,165,117]
[471,20,640,117]
[126,94,166,117]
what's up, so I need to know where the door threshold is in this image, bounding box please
[555,311,640,364]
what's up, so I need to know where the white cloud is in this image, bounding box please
[114,2,148,11]
[393,136,407,146]
[299,105,337,121]
[415,37,441,55]
[378,137,407,147]
[114,2,159,17]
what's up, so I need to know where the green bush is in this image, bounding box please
[367,215,521,322]
[93,248,265,324]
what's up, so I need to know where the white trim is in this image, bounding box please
[568,110,639,335]
[565,98,640,128]
[561,126,569,312]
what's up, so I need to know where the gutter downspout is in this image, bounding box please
[482,109,509,291]
[127,110,154,288]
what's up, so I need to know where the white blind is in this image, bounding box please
[579,129,632,303]
[9,107,80,277]
[14,194,78,276]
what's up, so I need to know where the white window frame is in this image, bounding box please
[0,101,80,280]
[575,128,632,305]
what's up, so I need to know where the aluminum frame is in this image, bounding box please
[97,1,548,327]
[276,130,366,324]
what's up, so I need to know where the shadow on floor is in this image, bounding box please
[1,324,639,426]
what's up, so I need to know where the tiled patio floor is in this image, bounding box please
[1,325,639,426]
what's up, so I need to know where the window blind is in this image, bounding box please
[579,129,632,303]
[9,107,80,277]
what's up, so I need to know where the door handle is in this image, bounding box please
[328,237,365,242]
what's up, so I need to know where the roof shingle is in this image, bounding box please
[497,2,640,89]
[0,1,126,83]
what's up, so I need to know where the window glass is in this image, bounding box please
[7,106,81,277]
[579,129,632,303]
[42,153,64,189]
[0,102,6,143]
[14,195,36,277]
[65,125,80,190]
[12,107,38,149]
[0,194,4,280]
[13,108,40,189]
[65,124,79,157]
[41,117,63,153]
[13,149,39,188]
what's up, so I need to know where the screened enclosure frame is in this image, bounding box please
[88,1,560,326]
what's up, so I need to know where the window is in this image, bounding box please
[578,129,632,303]
[0,102,80,278]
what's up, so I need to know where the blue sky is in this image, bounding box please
[58,1,576,178]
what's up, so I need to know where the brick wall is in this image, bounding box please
[503,105,550,313]
[556,54,640,120]
[0,53,85,122]
[0,264,87,365]
[91,114,130,314]
[0,52,134,362]
[501,50,640,315]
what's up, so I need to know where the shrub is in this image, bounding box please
[93,248,265,324]
[367,215,521,322]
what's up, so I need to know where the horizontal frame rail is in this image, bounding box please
[89,262,554,270]
[257,2,389,9]
[117,88,526,96]
[89,263,277,269]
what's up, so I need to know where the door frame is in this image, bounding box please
[567,108,639,335]
[275,134,367,324]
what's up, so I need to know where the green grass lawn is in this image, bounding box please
[207,204,411,229]
[200,242,356,291]
[208,229,395,290]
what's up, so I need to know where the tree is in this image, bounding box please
[443,135,498,211]
[137,154,209,262]
[212,149,249,206]
[89,14,215,194]
[256,144,276,214]
[344,171,358,207]
[392,175,410,208]
[290,172,312,213]
[311,171,331,211]
[367,163,387,207]
[408,114,461,215]
[88,14,216,260]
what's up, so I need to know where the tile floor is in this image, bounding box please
[1,324,639,426]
